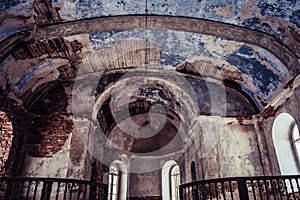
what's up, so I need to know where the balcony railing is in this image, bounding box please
[179,175,300,200]
[0,177,108,200]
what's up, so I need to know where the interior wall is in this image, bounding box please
[22,115,99,180]
[8,79,300,198]
[23,133,72,178]
[182,116,264,183]
[258,84,300,175]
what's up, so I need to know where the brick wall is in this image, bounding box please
[0,111,13,176]
[28,84,73,157]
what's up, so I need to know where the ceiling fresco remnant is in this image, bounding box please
[49,0,299,30]
[0,0,34,41]
[0,1,299,52]
[0,0,299,120]
[0,0,33,14]
[88,28,288,105]
[49,0,300,51]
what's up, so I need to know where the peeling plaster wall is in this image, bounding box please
[182,116,263,183]
[23,125,94,180]
[23,133,72,178]
[258,84,300,176]
[129,170,161,199]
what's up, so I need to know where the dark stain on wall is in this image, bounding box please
[28,84,73,157]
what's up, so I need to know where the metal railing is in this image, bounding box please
[179,175,300,200]
[0,177,108,200]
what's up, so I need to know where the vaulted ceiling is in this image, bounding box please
[0,1,299,148]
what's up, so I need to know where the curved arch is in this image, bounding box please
[109,160,128,200]
[272,112,299,175]
[33,15,297,72]
[1,15,298,74]
[92,69,200,122]
[162,160,180,200]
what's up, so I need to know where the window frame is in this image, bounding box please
[108,164,120,200]
[169,164,180,200]
[291,122,300,169]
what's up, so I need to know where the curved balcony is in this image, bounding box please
[0,177,108,200]
[179,175,300,200]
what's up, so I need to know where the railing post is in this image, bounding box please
[41,181,53,200]
[237,180,249,200]
[0,177,109,200]
[103,184,108,200]
[179,186,184,200]
[192,185,199,200]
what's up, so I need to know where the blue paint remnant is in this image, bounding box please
[117,0,127,7]
[88,27,288,102]
[236,80,263,111]
[51,0,61,7]
[89,29,209,67]
[241,18,275,36]
[37,60,55,69]
[89,28,286,102]
[0,55,13,72]
[96,72,124,94]
[238,46,253,56]
[0,0,32,14]
[255,50,288,76]
[186,76,258,116]
[0,0,22,13]
[285,0,297,4]
[139,87,174,108]
[0,24,27,41]
[256,1,286,19]
[56,0,300,35]
[89,30,124,50]
[226,53,281,101]
[161,54,185,67]
[13,67,36,92]
[12,60,56,92]
[290,10,300,27]
[241,18,261,30]
[52,0,60,3]
[185,77,211,115]
[261,22,273,34]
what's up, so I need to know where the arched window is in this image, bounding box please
[170,165,180,200]
[292,123,300,163]
[107,160,127,200]
[191,161,197,181]
[162,160,181,200]
[108,164,120,200]
[272,113,299,174]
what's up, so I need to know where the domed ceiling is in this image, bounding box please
[0,0,299,131]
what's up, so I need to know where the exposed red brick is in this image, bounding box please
[260,106,278,119]
[0,111,13,176]
[28,84,73,157]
